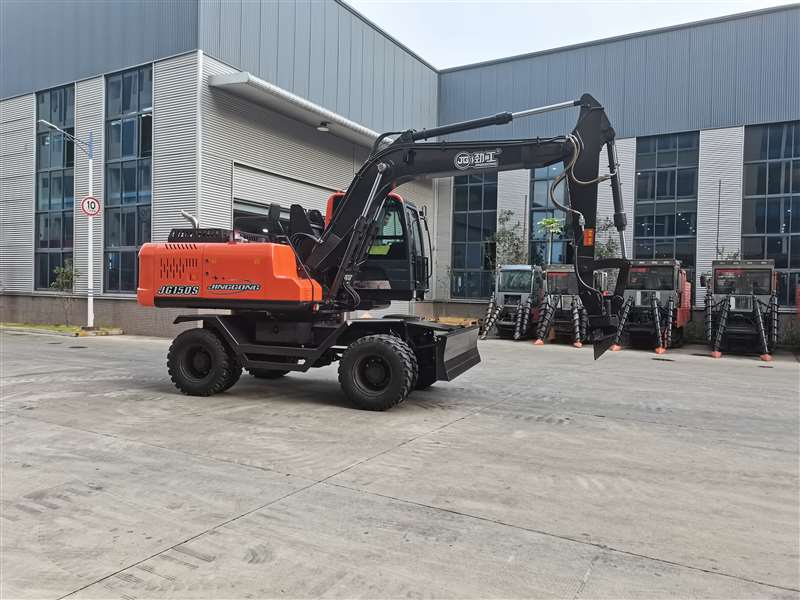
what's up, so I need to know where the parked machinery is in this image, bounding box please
[481,265,544,340]
[703,260,779,361]
[533,265,592,348]
[610,259,692,353]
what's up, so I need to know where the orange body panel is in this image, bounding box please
[676,269,692,328]
[137,241,322,306]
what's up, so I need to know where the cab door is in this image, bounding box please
[406,204,429,295]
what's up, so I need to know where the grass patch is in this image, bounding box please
[0,322,122,335]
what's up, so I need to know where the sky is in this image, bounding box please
[344,0,797,69]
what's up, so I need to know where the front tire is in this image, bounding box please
[338,334,416,410]
[167,328,238,396]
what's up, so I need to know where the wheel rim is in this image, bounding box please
[356,355,391,392]
[184,345,212,380]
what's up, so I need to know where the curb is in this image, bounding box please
[0,326,124,337]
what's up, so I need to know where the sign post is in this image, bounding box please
[80,133,98,329]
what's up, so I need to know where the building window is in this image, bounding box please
[633,132,698,281]
[529,164,570,266]
[451,173,497,298]
[104,65,153,292]
[35,85,75,289]
[741,121,800,306]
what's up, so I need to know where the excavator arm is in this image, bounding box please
[306,93,630,358]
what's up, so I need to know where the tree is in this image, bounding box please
[491,209,528,267]
[537,217,564,264]
[595,217,620,259]
[50,259,80,326]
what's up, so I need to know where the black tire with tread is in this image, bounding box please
[167,328,238,396]
[338,334,416,411]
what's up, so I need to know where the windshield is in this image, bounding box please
[499,270,533,293]
[627,266,675,291]
[547,272,578,294]
[368,201,407,258]
[714,268,772,295]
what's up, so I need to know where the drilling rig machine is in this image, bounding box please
[137,94,630,410]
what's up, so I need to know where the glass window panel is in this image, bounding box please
[636,202,655,216]
[791,236,800,268]
[636,171,655,201]
[50,132,64,168]
[63,173,73,210]
[531,180,548,208]
[50,212,62,248]
[742,198,766,234]
[48,253,63,284]
[107,75,122,117]
[122,206,137,246]
[531,210,550,238]
[743,163,767,196]
[530,242,547,265]
[454,176,468,186]
[105,252,121,291]
[50,88,62,125]
[450,271,465,298]
[676,168,697,198]
[656,136,677,168]
[549,241,567,264]
[49,172,62,211]
[37,92,50,122]
[654,214,675,237]
[65,135,74,167]
[482,241,496,271]
[453,213,467,242]
[678,146,698,167]
[453,186,468,212]
[65,86,74,126]
[744,125,768,161]
[121,118,137,158]
[768,123,790,159]
[37,133,50,169]
[677,131,698,149]
[793,160,800,194]
[483,211,497,237]
[741,237,765,260]
[768,161,791,195]
[452,244,465,269]
[106,165,121,206]
[122,71,138,114]
[122,162,137,204]
[468,186,481,211]
[107,120,122,160]
[36,253,49,289]
[63,211,73,248]
[675,207,696,237]
[634,238,654,259]
[781,197,792,234]
[637,151,656,170]
[138,160,151,204]
[467,212,482,241]
[656,170,675,199]
[122,251,137,291]
[550,180,566,206]
[766,198,782,233]
[635,215,653,238]
[139,65,153,110]
[794,123,800,158]
[106,208,121,248]
[480,272,493,298]
[465,244,481,268]
[792,197,800,233]
[675,238,695,268]
[37,173,50,210]
[785,273,798,307]
[468,174,483,184]
[654,238,674,258]
[766,236,788,268]
[464,271,481,298]
[140,114,152,157]
[483,182,497,210]
[37,214,49,248]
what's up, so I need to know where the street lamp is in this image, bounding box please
[38,119,96,329]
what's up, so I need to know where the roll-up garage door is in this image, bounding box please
[233,163,334,213]
[232,163,411,316]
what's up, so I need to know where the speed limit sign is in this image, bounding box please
[80,196,101,217]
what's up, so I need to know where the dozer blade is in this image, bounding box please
[592,331,617,360]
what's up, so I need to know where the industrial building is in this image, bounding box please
[1,0,798,334]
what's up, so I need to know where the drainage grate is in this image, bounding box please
[652,357,675,362]
[758,365,774,369]
[68,345,87,349]
[690,353,709,357]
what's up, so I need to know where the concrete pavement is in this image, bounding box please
[1,330,798,599]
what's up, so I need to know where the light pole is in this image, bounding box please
[38,120,95,329]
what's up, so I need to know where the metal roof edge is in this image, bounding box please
[439,3,800,74]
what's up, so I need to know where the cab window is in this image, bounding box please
[369,202,407,258]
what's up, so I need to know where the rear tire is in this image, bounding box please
[167,328,237,396]
[338,334,415,410]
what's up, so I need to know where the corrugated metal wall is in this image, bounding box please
[0,95,35,292]
[0,0,197,100]
[151,53,199,242]
[438,6,800,141]
[433,178,453,300]
[73,77,105,294]
[233,163,335,213]
[197,0,438,133]
[695,126,745,304]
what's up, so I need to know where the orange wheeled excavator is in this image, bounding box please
[137,93,630,410]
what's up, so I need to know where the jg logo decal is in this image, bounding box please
[454,150,499,170]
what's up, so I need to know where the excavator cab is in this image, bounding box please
[325,192,430,309]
